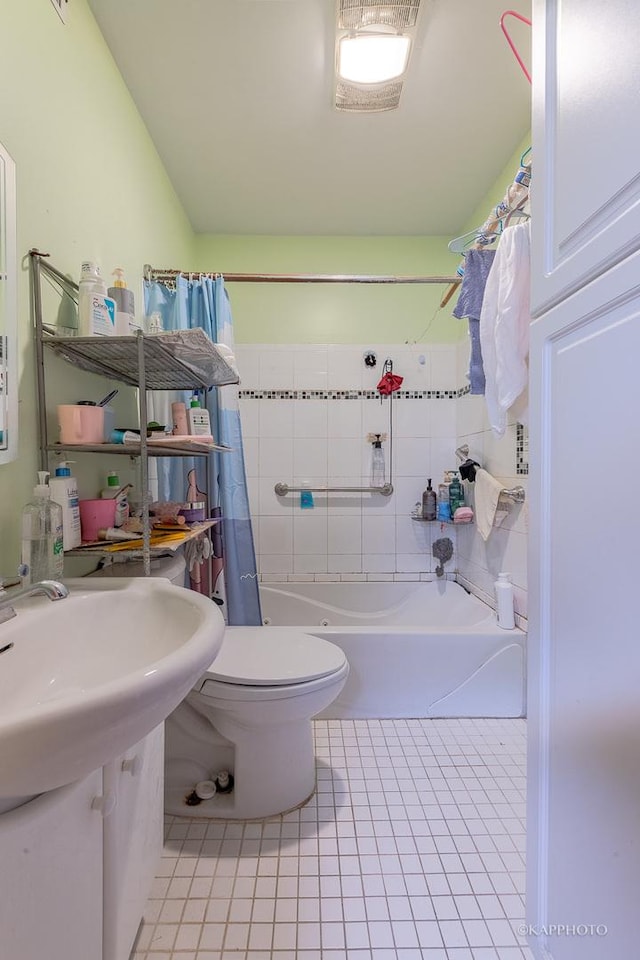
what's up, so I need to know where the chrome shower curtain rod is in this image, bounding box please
[144,265,461,285]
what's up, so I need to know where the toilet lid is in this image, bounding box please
[204,628,347,686]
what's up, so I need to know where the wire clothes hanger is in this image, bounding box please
[500,10,532,85]
[448,146,532,267]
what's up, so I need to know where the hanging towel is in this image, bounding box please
[453,249,497,395]
[467,318,485,394]
[479,221,531,437]
[452,249,497,321]
[474,468,505,541]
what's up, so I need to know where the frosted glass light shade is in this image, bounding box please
[338,34,411,84]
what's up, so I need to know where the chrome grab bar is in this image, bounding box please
[275,482,393,497]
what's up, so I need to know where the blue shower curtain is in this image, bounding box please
[144,275,261,626]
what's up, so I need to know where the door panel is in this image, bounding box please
[531,0,640,316]
[527,253,640,958]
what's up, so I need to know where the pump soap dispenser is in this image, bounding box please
[108,267,136,336]
[370,434,385,487]
[21,471,64,584]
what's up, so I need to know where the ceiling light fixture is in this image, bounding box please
[338,31,411,85]
[334,0,422,112]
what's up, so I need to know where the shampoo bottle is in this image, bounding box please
[100,471,130,526]
[21,471,64,585]
[437,481,452,522]
[49,461,81,550]
[422,478,437,520]
[370,434,385,486]
[108,267,135,336]
[495,572,515,629]
[78,261,116,337]
[448,474,465,514]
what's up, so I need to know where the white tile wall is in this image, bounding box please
[455,340,528,620]
[236,341,527,608]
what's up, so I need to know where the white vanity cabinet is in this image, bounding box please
[0,724,164,960]
[0,770,104,960]
[104,723,164,960]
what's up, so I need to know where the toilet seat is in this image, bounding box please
[192,627,349,702]
[202,627,346,686]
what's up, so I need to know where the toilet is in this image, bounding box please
[86,552,187,586]
[164,627,349,820]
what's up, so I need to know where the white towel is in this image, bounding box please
[474,469,505,541]
[480,221,531,437]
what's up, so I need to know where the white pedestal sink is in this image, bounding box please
[0,577,224,812]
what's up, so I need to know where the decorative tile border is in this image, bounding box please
[239,387,468,400]
[516,423,529,475]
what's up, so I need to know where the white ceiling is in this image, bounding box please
[88,0,531,236]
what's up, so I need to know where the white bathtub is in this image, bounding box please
[260,580,525,719]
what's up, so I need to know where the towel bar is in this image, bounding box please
[501,486,526,503]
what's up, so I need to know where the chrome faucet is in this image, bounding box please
[0,579,69,624]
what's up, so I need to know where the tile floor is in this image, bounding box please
[134,718,532,960]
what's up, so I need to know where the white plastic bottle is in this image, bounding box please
[186,395,212,437]
[49,461,81,550]
[100,471,129,526]
[495,572,515,630]
[21,471,64,585]
[78,261,116,337]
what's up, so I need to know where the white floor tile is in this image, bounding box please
[136,719,528,960]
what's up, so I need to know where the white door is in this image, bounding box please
[530,0,640,317]
[527,1,640,958]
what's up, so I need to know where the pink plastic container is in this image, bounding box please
[57,404,104,444]
[79,498,116,542]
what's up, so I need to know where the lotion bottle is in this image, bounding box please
[495,572,515,629]
[186,395,212,437]
[49,461,81,550]
[78,261,116,337]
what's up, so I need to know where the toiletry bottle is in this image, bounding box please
[186,395,212,437]
[370,434,385,486]
[49,461,81,550]
[78,261,116,337]
[108,267,135,336]
[21,471,64,585]
[172,400,188,435]
[100,471,129,526]
[147,311,163,334]
[437,480,452,521]
[422,478,437,520]
[495,572,516,629]
[448,473,465,515]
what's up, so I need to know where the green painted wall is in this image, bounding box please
[459,132,531,238]
[193,131,531,346]
[192,235,460,344]
[0,0,195,567]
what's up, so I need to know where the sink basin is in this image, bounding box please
[0,578,224,812]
